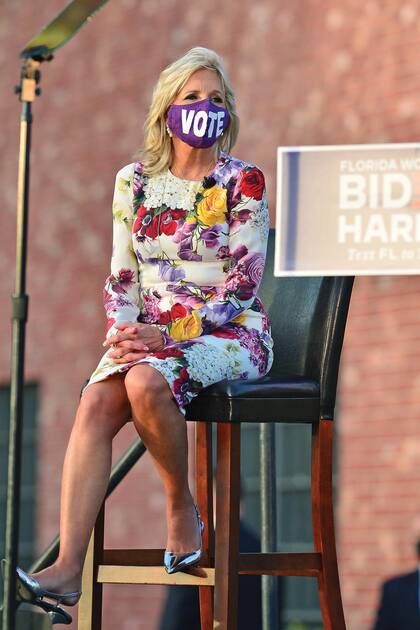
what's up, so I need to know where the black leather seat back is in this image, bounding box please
[260,230,354,418]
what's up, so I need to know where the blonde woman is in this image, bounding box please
[8,46,274,623]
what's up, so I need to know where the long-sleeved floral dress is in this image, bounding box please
[83,151,274,414]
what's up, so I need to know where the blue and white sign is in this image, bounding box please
[275,143,420,276]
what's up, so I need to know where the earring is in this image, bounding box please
[166,122,173,137]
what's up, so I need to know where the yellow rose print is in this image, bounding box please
[231,312,247,325]
[196,185,227,226]
[170,310,203,341]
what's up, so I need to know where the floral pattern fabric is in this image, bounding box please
[84,151,274,415]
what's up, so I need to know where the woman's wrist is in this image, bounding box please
[154,324,172,348]
[152,324,168,349]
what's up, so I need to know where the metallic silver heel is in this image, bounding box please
[1,558,81,610]
[35,597,73,625]
[1,558,73,624]
[164,503,205,574]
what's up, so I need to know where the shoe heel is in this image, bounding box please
[37,599,72,625]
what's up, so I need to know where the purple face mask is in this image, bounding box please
[166,97,230,148]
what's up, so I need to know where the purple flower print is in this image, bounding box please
[227,176,242,208]
[212,153,243,186]
[237,327,268,374]
[133,164,144,194]
[157,259,185,282]
[173,222,202,261]
[179,242,202,261]
[224,268,255,301]
[235,279,255,301]
[241,253,265,286]
[201,224,222,249]
[173,221,196,244]
[201,301,238,328]
[142,292,162,323]
[115,295,134,308]
[231,245,248,262]
[167,282,209,309]
[229,209,252,232]
[216,245,230,259]
[105,269,135,295]
[226,177,242,209]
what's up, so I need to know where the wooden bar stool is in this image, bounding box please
[78,230,354,629]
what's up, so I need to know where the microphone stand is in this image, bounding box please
[3,54,43,630]
[2,2,108,628]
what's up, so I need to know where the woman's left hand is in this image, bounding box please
[103,322,165,363]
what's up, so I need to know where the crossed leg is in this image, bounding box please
[125,364,201,553]
[29,373,131,600]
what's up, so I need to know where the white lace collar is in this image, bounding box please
[142,169,202,211]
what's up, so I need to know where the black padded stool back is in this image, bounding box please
[260,229,353,419]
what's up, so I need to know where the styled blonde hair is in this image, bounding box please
[132,47,239,176]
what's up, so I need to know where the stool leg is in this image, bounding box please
[196,422,215,630]
[311,418,346,630]
[213,423,240,630]
[78,502,105,630]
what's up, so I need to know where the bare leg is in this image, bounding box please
[125,365,200,553]
[29,374,131,602]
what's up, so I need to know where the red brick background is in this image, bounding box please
[338,274,420,629]
[1,1,420,628]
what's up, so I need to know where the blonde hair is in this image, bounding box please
[132,47,239,177]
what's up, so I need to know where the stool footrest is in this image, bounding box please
[238,552,321,576]
[97,565,215,586]
[97,551,321,583]
[102,549,212,566]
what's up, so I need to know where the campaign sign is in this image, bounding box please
[275,143,420,276]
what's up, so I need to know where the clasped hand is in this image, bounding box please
[103,322,165,364]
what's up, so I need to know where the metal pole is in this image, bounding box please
[260,422,279,629]
[3,89,34,630]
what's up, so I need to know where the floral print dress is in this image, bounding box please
[84,151,274,415]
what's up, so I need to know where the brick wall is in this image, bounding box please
[1,1,420,628]
[338,275,420,629]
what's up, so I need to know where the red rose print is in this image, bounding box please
[240,168,265,200]
[179,367,189,380]
[159,311,172,325]
[147,215,160,239]
[171,303,188,319]
[152,347,184,359]
[160,209,186,236]
[212,328,240,339]
[173,366,190,396]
